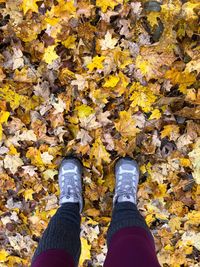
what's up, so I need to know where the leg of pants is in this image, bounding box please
[31,203,80,267]
[104,202,161,267]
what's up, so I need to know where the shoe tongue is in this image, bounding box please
[117,194,136,204]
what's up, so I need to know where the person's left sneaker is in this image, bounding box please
[58,157,83,213]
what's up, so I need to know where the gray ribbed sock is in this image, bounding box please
[107,202,153,247]
[31,203,81,266]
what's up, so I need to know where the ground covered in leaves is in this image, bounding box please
[0,0,200,266]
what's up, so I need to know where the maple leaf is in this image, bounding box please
[115,111,140,139]
[80,114,101,131]
[149,109,161,120]
[103,75,120,88]
[0,85,22,110]
[90,137,111,166]
[0,111,10,140]
[76,104,94,119]
[26,147,44,167]
[24,189,34,201]
[4,155,23,174]
[100,31,118,50]
[62,36,76,49]
[76,129,93,146]
[49,0,76,18]
[188,138,200,184]
[43,169,58,180]
[96,0,123,13]
[80,237,91,265]
[130,83,157,113]
[147,12,160,27]
[0,250,9,262]
[87,56,106,71]
[41,152,54,164]
[43,46,59,64]
[165,68,196,94]
[97,111,112,126]
[71,74,88,91]
[21,0,39,15]
[182,2,200,20]
[135,47,175,80]
[161,125,180,141]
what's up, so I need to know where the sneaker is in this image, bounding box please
[113,157,139,206]
[58,157,83,213]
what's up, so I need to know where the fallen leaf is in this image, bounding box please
[115,111,140,139]
[4,155,23,174]
[90,137,111,166]
[80,237,91,265]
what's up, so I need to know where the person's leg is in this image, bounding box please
[31,203,81,267]
[31,157,83,267]
[104,157,160,267]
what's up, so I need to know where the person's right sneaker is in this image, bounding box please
[113,157,140,206]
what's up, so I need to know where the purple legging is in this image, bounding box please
[32,226,160,267]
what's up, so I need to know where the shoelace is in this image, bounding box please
[60,173,79,199]
[116,173,137,199]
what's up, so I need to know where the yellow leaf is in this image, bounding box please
[161,125,180,140]
[62,36,76,49]
[43,46,59,64]
[169,217,181,232]
[147,12,159,27]
[135,48,175,80]
[165,69,196,94]
[103,75,120,88]
[49,0,76,18]
[113,48,132,69]
[0,250,9,262]
[21,0,39,14]
[90,137,111,166]
[154,184,167,199]
[87,56,106,71]
[9,144,19,156]
[182,2,200,20]
[43,169,58,180]
[130,83,157,113]
[7,256,27,266]
[24,189,34,201]
[76,104,94,119]
[96,0,123,13]
[179,158,191,167]
[0,111,9,123]
[115,111,140,138]
[44,17,60,26]
[149,109,161,120]
[0,85,22,110]
[187,211,200,225]
[146,214,155,226]
[26,147,44,167]
[164,244,174,251]
[0,111,9,141]
[80,237,91,265]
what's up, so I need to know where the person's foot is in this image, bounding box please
[113,157,139,206]
[58,157,83,213]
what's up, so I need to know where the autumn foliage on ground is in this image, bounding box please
[0,0,200,266]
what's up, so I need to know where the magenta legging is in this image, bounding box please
[32,226,161,267]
